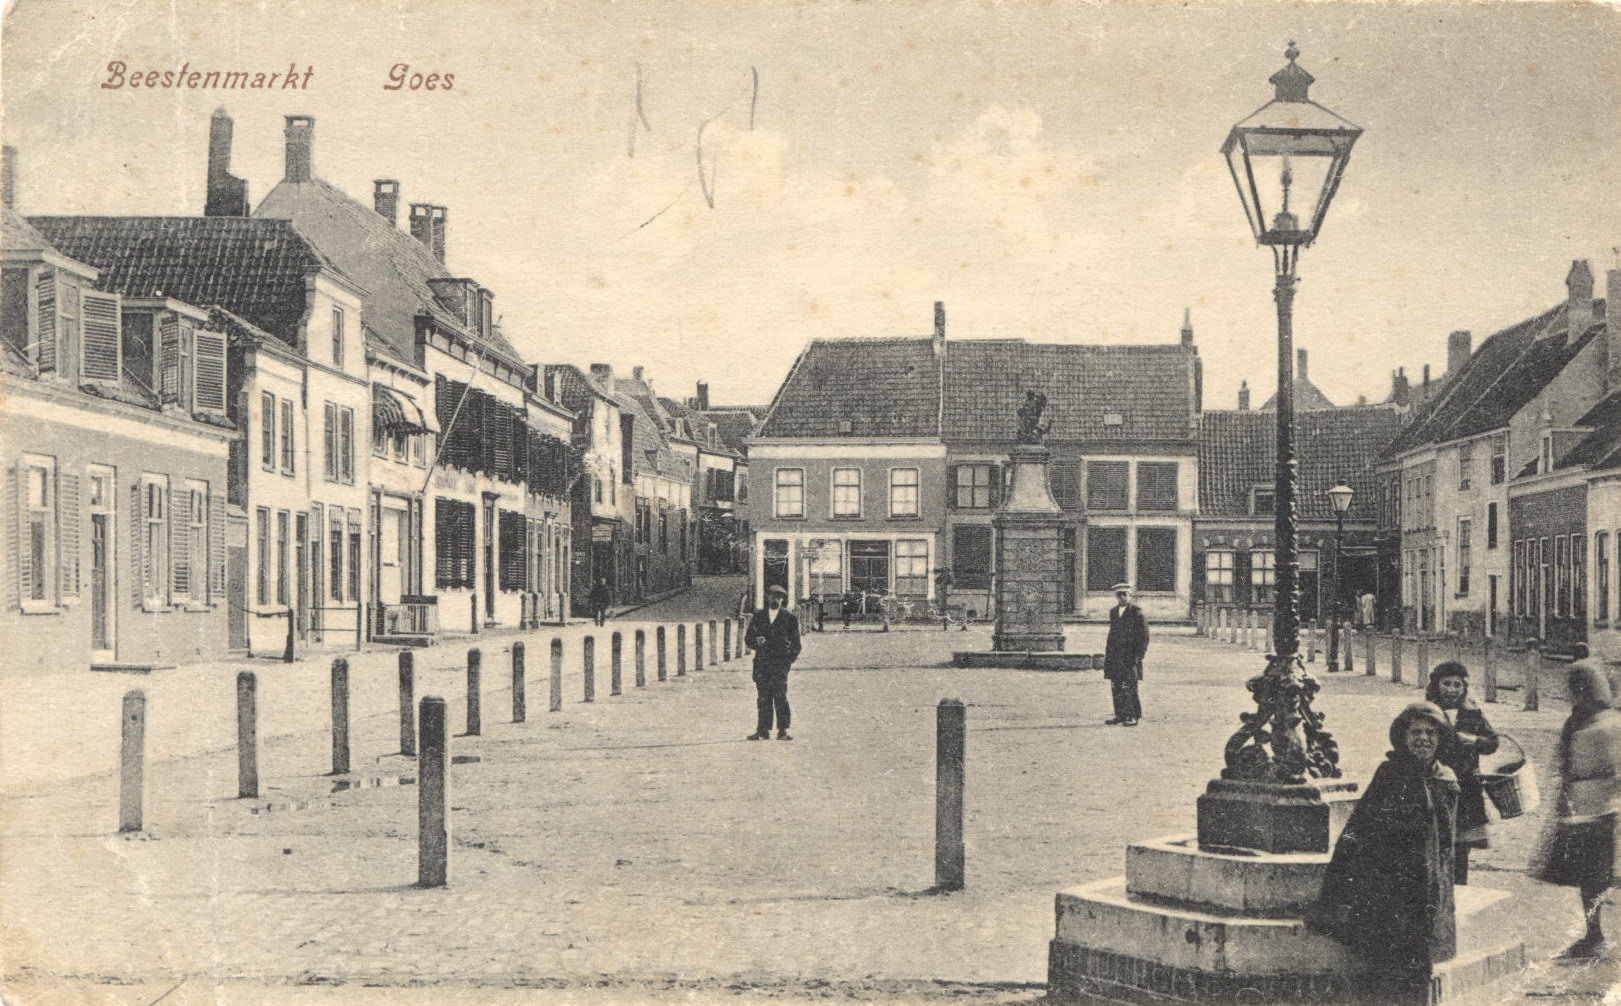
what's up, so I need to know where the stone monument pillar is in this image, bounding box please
[992,426,1066,653]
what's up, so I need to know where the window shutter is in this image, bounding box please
[1135,527,1177,592]
[1051,460,1080,509]
[59,472,81,599]
[9,464,23,609]
[35,270,56,372]
[946,466,959,509]
[130,485,144,607]
[80,292,121,382]
[172,486,191,598]
[1085,526,1128,592]
[193,330,227,412]
[324,402,337,480]
[159,315,181,402]
[209,492,227,602]
[1086,461,1129,511]
[1137,462,1179,511]
[499,510,526,590]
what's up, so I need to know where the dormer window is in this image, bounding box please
[1251,487,1275,516]
[839,419,853,436]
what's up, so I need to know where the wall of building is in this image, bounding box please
[1589,475,1621,663]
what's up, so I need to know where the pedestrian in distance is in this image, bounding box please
[1308,702,1458,1006]
[1102,583,1148,726]
[589,578,611,627]
[1531,659,1621,960]
[746,584,802,741]
[1426,661,1499,885]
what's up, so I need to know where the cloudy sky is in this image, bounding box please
[3,0,1618,411]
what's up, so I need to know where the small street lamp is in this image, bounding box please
[1326,483,1354,672]
[1218,44,1361,783]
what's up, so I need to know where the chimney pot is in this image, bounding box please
[1447,330,1472,378]
[696,381,710,410]
[1237,380,1250,411]
[204,110,250,216]
[632,365,644,382]
[1181,307,1193,346]
[374,180,399,226]
[1568,259,1596,341]
[1423,363,1431,389]
[283,115,314,183]
[408,204,447,263]
[933,301,946,353]
[1,146,16,210]
[589,363,613,385]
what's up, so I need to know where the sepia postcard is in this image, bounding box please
[3,1,1620,1004]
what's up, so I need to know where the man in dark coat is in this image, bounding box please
[1103,583,1148,726]
[746,584,802,740]
[589,579,612,627]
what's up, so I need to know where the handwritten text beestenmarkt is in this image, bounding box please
[101,61,315,90]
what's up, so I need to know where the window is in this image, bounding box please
[1136,462,1179,511]
[660,512,669,553]
[1599,532,1611,623]
[832,467,862,517]
[953,465,994,509]
[1135,527,1177,592]
[275,510,289,606]
[1456,518,1472,597]
[1050,459,1080,509]
[890,468,919,518]
[173,482,208,604]
[324,403,354,483]
[331,307,345,368]
[1458,443,1474,491]
[1573,533,1587,621]
[610,465,616,505]
[895,539,929,595]
[348,511,362,601]
[19,456,57,610]
[280,399,296,473]
[808,540,843,598]
[1251,550,1277,604]
[774,468,804,518]
[594,477,603,503]
[1541,436,1554,475]
[434,497,477,589]
[261,393,276,470]
[848,540,889,594]
[1487,502,1498,549]
[256,508,271,605]
[1556,535,1570,617]
[141,475,170,607]
[1205,550,1236,603]
[952,525,993,590]
[1086,461,1129,511]
[329,510,345,601]
[1424,475,1433,497]
[1086,526,1127,592]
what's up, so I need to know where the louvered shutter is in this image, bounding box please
[1050,460,1080,509]
[193,330,227,412]
[130,485,145,607]
[59,472,81,599]
[946,466,959,509]
[159,316,181,402]
[988,464,1003,509]
[324,402,337,481]
[9,464,23,609]
[172,486,192,599]
[178,321,195,411]
[80,292,121,382]
[499,510,525,590]
[35,270,56,372]
[209,492,227,602]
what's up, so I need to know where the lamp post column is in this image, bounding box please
[1271,271,1300,665]
[1328,507,1346,671]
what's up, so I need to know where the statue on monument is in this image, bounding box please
[1016,390,1051,444]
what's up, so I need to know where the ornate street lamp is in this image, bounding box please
[1326,483,1354,672]
[1218,44,1361,784]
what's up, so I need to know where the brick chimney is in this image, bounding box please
[1390,368,1411,407]
[1447,330,1471,379]
[409,203,447,263]
[1,145,15,209]
[1297,347,1309,381]
[1181,307,1193,346]
[933,301,946,354]
[374,180,399,226]
[1609,266,1621,389]
[632,365,644,383]
[1567,260,1595,341]
[204,109,249,216]
[1422,364,1431,392]
[1237,380,1250,411]
[283,115,314,183]
[589,363,613,386]
[696,381,710,410]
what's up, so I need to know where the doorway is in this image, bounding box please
[87,466,116,660]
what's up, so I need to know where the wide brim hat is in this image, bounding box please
[766,585,789,598]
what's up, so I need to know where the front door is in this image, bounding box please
[482,497,496,622]
[87,467,115,660]
[295,514,309,639]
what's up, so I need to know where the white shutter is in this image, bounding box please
[193,331,227,412]
[130,486,144,606]
[159,316,180,402]
[9,464,23,609]
[209,492,227,603]
[80,292,121,382]
[59,472,80,599]
[35,269,56,372]
[171,486,192,599]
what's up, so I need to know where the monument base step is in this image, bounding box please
[952,650,1097,670]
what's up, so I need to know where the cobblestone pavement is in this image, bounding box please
[1,620,1613,1004]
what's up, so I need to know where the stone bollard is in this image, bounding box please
[635,629,647,688]
[1342,627,1355,673]
[657,626,668,681]
[1416,637,1430,689]
[549,638,563,712]
[465,648,482,735]
[330,658,351,776]
[1391,634,1404,684]
[724,618,732,661]
[1524,645,1541,712]
[399,651,417,756]
[677,624,687,676]
[935,698,966,892]
[237,671,259,799]
[583,636,596,703]
[611,631,623,696]
[417,695,449,888]
[1482,636,1497,703]
[1364,631,1377,677]
[471,593,480,635]
[512,641,526,723]
[1215,607,1225,643]
[695,622,705,671]
[119,690,146,833]
[708,620,718,666]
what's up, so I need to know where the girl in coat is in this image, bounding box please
[1532,661,1621,959]
[1426,662,1499,884]
[1309,702,1458,1005]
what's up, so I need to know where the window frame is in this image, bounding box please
[1135,462,1179,512]
[1135,526,1177,592]
[140,473,171,609]
[261,392,277,471]
[19,454,58,612]
[894,538,929,596]
[1205,549,1236,604]
[831,467,862,518]
[955,464,992,509]
[1598,531,1611,625]
[331,307,345,368]
[256,507,271,606]
[1456,517,1472,598]
[774,467,805,519]
[280,398,296,474]
[889,467,919,518]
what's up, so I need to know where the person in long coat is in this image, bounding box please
[1532,660,1621,959]
[1426,662,1499,884]
[1308,702,1458,1005]
[745,584,802,740]
[1103,583,1148,726]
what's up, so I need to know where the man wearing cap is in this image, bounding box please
[1103,583,1149,726]
[746,584,803,740]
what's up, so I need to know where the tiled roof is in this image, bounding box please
[1382,303,1601,457]
[943,341,1196,442]
[758,338,942,438]
[614,377,693,482]
[703,408,760,455]
[1259,376,1336,411]
[1199,405,1403,522]
[28,216,329,344]
[657,396,744,458]
[255,178,524,368]
[3,207,58,257]
[1558,390,1621,473]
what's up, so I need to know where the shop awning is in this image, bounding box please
[372,385,438,435]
